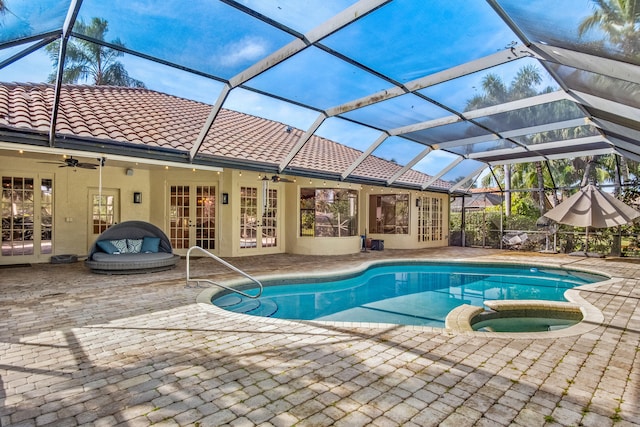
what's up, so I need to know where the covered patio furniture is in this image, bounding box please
[85,220,180,274]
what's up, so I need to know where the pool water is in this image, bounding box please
[212,262,604,328]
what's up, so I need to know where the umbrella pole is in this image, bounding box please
[585,227,589,255]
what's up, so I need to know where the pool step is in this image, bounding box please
[215,295,242,308]
[248,299,278,317]
[213,295,278,318]
[231,300,261,314]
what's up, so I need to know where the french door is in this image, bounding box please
[1,175,53,263]
[239,184,278,251]
[88,188,120,249]
[169,184,216,255]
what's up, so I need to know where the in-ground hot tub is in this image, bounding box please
[446,300,587,334]
[471,300,583,332]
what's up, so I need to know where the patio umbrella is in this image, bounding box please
[543,184,640,254]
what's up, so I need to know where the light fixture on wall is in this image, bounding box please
[133,192,142,204]
[126,168,134,176]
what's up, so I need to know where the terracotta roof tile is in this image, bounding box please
[0,82,449,190]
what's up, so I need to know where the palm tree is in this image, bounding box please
[578,0,640,60]
[577,1,640,193]
[0,1,7,26]
[46,17,145,88]
[467,65,551,215]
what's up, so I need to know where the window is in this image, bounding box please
[417,195,444,242]
[300,188,358,237]
[369,194,409,234]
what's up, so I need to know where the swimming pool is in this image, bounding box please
[211,262,606,328]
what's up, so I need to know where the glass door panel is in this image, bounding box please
[170,185,190,250]
[170,184,217,254]
[417,195,444,242]
[240,184,278,250]
[91,194,115,234]
[88,189,119,247]
[196,186,216,250]
[40,179,53,255]
[2,175,53,261]
[262,188,277,248]
[240,186,258,249]
[2,176,34,256]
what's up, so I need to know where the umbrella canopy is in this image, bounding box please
[543,184,640,228]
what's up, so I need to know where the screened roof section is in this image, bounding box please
[0,0,639,193]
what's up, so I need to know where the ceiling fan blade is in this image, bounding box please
[76,163,97,169]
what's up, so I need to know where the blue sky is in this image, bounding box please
[0,0,597,182]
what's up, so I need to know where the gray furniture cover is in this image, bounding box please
[85,220,180,274]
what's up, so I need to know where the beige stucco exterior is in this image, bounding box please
[1,152,449,265]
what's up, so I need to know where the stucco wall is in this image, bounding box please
[2,154,450,265]
[285,182,450,255]
[0,154,152,263]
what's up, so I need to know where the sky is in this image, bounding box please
[0,0,596,184]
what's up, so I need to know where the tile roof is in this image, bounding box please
[0,83,451,190]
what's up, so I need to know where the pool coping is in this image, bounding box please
[195,257,614,339]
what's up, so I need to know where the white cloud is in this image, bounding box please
[218,37,269,68]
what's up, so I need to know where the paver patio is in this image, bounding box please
[1,247,639,426]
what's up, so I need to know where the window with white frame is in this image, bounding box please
[300,188,358,237]
[369,194,409,234]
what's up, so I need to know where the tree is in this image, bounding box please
[0,1,8,27]
[46,17,145,88]
[577,0,640,189]
[468,65,551,216]
[578,0,640,60]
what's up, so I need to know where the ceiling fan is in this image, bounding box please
[39,156,100,169]
[264,174,294,183]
